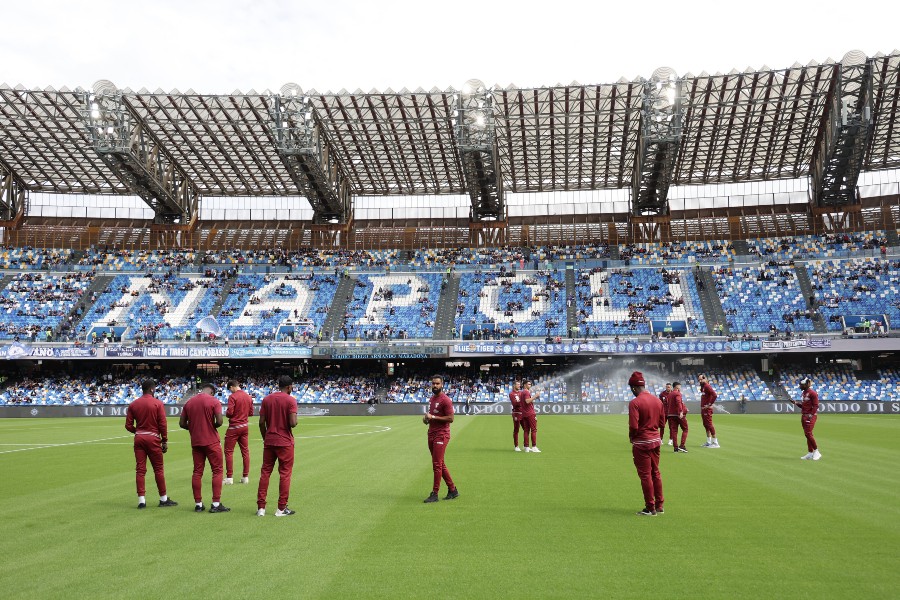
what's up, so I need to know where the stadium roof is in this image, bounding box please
[1,52,898,200]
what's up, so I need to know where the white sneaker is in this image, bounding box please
[524,447,532,452]
[709,443,720,448]
[240,477,249,484]
[514,446,522,452]
[531,447,541,453]
[811,450,822,461]
[256,509,265,517]
[667,440,673,446]
[224,478,234,485]
[801,452,813,460]
[275,507,296,517]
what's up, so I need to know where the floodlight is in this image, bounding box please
[280,83,302,97]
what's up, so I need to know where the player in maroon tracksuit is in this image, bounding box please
[791,377,821,460]
[699,374,719,448]
[180,382,229,513]
[659,383,672,445]
[124,379,177,509]
[666,382,688,452]
[520,381,541,452]
[257,374,299,517]
[510,380,524,451]
[628,371,665,516]
[224,379,254,485]
[423,376,458,503]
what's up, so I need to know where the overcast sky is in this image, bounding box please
[4,0,898,94]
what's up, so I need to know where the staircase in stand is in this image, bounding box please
[793,264,828,334]
[433,273,460,340]
[322,275,358,336]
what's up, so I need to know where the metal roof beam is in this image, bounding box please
[455,80,504,222]
[810,52,876,207]
[269,88,351,224]
[81,83,199,224]
[632,69,683,217]
[0,160,26,221]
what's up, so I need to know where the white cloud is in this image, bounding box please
[1,0,897,93]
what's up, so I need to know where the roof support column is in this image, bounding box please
[81,81,199,224]
[631,68,683,235]
[810,50,875,208]
[270,85,352,225]
[455,79,505,223]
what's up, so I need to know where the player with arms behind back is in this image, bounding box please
[224,379,254,485]
[180,382,229,513]
[659,383,672,446]
[791,377,821,461]
[510,380,524,451]
[423,375,458,503]
[520,380,541,453]
[699,374,719,448]
[627,371,665,516]
[257,374,299,517]
[666,382,689,452]
[124,379,177,509]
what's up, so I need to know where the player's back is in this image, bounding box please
[182,393,221,446]
[666,391,683,415]
[127,394,166,436]
[227,390,254,425]
[260,391,297,446]
[629,391,664,444]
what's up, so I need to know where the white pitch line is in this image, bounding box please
[0,425,392,453]
[0,435,134,455]
[298,425,392,439]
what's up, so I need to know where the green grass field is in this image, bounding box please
[1,414,898,599]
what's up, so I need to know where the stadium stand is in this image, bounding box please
[454,270,567,338]
[0,247,73,269]
[749,232,888,261]
[807,258,899,333]
[339,273,443,340]
[780,364,900,403]
[0,272,94,340]
[0,375,192,405]
[76,273,219,341]
[573,268,705,336]
[710,265,815,333]
[201,248,399,268]
[217,274,339,340]
[584,366,775,402]
[78,248,196,271]
[620,240,733,264]
[411,247,528,268]
[3,362,898,406]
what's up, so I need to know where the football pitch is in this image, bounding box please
[1,414,898,599]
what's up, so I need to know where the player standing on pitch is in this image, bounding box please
[224,379,254,485]
[698,374,719,448]
[659,383,672,445]
[627,371,665,516]
[180,382,229,513]
[520,380,541,453]
[667,382,688,452]
[124,379,178,509]
[791,377,821,460]
[423,375,458,503]
[257,375,299,517]
[510,380,524,451]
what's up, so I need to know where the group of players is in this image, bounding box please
[126,369,822,515]
[625,372,822,516]
[124,376,299,516]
